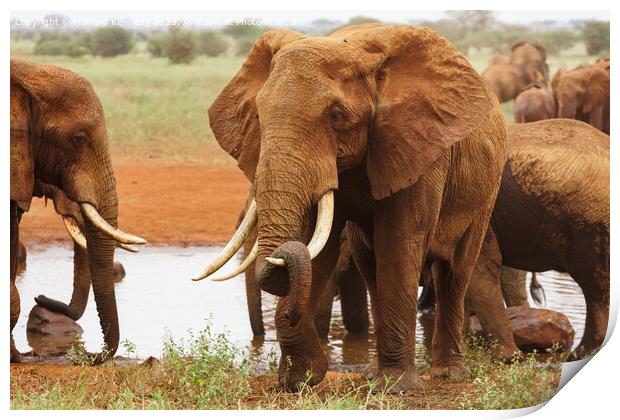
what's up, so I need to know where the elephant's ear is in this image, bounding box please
[551,67,566,93]
[208,29,305,181]
[10,81,34,212]
[355,25,493,199]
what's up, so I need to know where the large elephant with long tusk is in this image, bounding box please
[194,24,507,392]
[10,59,146,363]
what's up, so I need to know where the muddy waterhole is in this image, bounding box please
[15,245,586,371]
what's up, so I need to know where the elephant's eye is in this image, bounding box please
[329,110,346,125]
[71,134,87,149]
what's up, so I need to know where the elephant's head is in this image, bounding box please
[552,65,610,131]
[10,59,145,360]
[200,24,493,387]
[510,41,549,81]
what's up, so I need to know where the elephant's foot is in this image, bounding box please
[369,366,422,394]
[430,355,470,380]
[277,352,328,392]
[491,344,522,363]
[10,337,22,363]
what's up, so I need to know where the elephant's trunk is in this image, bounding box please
[81,170,120,361]
[260,241,312,327]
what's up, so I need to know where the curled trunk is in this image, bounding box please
[259,241,312,327]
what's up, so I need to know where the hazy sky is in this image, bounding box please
[11,10,610,29]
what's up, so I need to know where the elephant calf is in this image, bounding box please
[513,84,556,123]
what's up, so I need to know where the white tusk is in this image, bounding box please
[306,191,334,259]
[211,240,258,282]
[264,191,334,267]
[265,256,286,267]
[118,243,139,252]
[192,200,257,281]
[80,203,147,245]
[62,216,87,250]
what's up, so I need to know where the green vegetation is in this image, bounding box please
[10,327,560,409]
[9,13,605,162]
[459,337,558,409]
[581,21,610,55]
[90,26,134,57]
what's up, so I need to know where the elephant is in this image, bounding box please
[595,57,610,73]
[488,53,510,66]
[551,65,610,134]
[474,119,609,359]
[513,83,556,123]
[10,59,146,363]
[482,63,546,103]
[194,23,507,392]
[510,41,549,82]
[29,180,130,321]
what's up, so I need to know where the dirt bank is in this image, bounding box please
[20,163,249,247]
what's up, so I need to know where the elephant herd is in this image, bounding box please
[482,41,610,134]
[10,23,610,394]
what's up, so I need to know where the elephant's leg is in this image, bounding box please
[418,264,436,312]
[371,208,427,393]
[500,266,529,307]
[572,263,609,358]
[10,201,22,363]
[431,220,489,379]
[314,269,338,339]
[245,259,264,336]
[467,230,520,361]
[339,262,369,334]
[313,227,342,339]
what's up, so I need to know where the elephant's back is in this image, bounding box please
[506,119,609,227]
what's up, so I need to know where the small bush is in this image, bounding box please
[581,21,610,55]
[162,26,196,64]
[90,26,134,57]
[234,36,256,57]
[195,30,230,57]
[146,32,166,57]
[33,39,67,55]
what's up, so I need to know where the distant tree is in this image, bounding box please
[162,26,196,64]
[446,10,495,33]
[195,30,230,57]
[147,32,166,57]
[581,21,609,55]
[234,36,256,57]
[90,26,134,57]
[540,30,577,54]
[346,16,381,26]
[223,18,271,40]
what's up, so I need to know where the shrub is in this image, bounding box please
[162,26,196,64]
[147,32,166,57]
[581,21,610,55]
[222,18,271,40]
[234,36,256,57]
[195,30,230,57]
[90,26,134,57]
[33,39,67,55]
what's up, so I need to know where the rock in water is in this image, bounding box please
[27,305,84,336]
[470,305,575,353]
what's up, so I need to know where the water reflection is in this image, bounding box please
[15,246,587,369]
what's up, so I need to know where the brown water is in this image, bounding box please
[14,245,586,370]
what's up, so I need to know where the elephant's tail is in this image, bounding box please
[529,272,547,307]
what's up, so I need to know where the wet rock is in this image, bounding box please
[113,261,126,283]
[27,305,84,336]
[141,356,161,367]
[470,305,574,352]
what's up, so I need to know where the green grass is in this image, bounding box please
[11,40,598,162]
[11,326,561,410]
